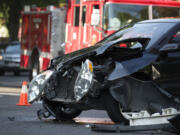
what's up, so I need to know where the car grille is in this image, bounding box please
[55,72,78,100]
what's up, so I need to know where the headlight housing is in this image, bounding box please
[28,70,53,103]
[74,59,93,101]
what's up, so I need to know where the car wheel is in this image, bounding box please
[55,107,82,120]
[103,91,129,124]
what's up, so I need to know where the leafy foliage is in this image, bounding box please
[0,0,65,41]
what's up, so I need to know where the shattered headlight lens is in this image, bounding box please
[28,70,53,103]
[74,59,93,101]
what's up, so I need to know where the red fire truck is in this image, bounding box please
[20,0,180,80]
[20,6,66,80]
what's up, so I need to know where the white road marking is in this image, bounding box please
[0,93,19,96]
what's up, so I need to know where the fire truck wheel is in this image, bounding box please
[14,71,20,76]
[29,60,39,81]
[0,71,5,76]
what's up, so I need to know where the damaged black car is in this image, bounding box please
[28,19,180,125]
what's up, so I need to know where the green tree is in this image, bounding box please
[0,0,64,41]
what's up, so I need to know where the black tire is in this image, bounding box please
[0,71,5,76]
[55,107,82,120]
[43,99,81,120]
[14,71,20,76]
[29,59,39,81]
[103,91,129,124]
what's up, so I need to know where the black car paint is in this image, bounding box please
[110,76,180,113]
[50,19,180,101]
[52,20,180,69]
[39,19,180,123]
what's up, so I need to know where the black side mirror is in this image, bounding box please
[160,43,180,52]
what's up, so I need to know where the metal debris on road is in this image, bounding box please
[8,116,15,121]
[90,123,176,134]
[74,117,114,125]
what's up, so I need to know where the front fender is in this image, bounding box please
[108,52,158,81]
[109,76,180,113]
[109,78,132,111]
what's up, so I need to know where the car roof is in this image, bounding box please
[138,19,180,24]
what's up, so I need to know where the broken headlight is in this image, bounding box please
[74,59,93,101]
[28,70,54,103]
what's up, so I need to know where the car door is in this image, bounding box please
[153,36,180,97]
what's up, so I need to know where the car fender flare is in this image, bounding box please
[109,78,132,111]
[110,76,180,113]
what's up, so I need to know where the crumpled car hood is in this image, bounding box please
[51,39,145,68]
[52,41,158,82]
[51,44,100,67]
[51,19,180,80]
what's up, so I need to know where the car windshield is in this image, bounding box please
[6,44,20,53]
[99,22,176,49]
[103,3,148,30]
[103,3,180,31]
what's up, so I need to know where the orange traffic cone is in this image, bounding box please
[16,81,31,106]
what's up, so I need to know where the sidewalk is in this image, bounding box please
[0,87,21,94]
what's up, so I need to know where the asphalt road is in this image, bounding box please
[0,72,28,93]
[0,94,112,135]
[0,72,176,135]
